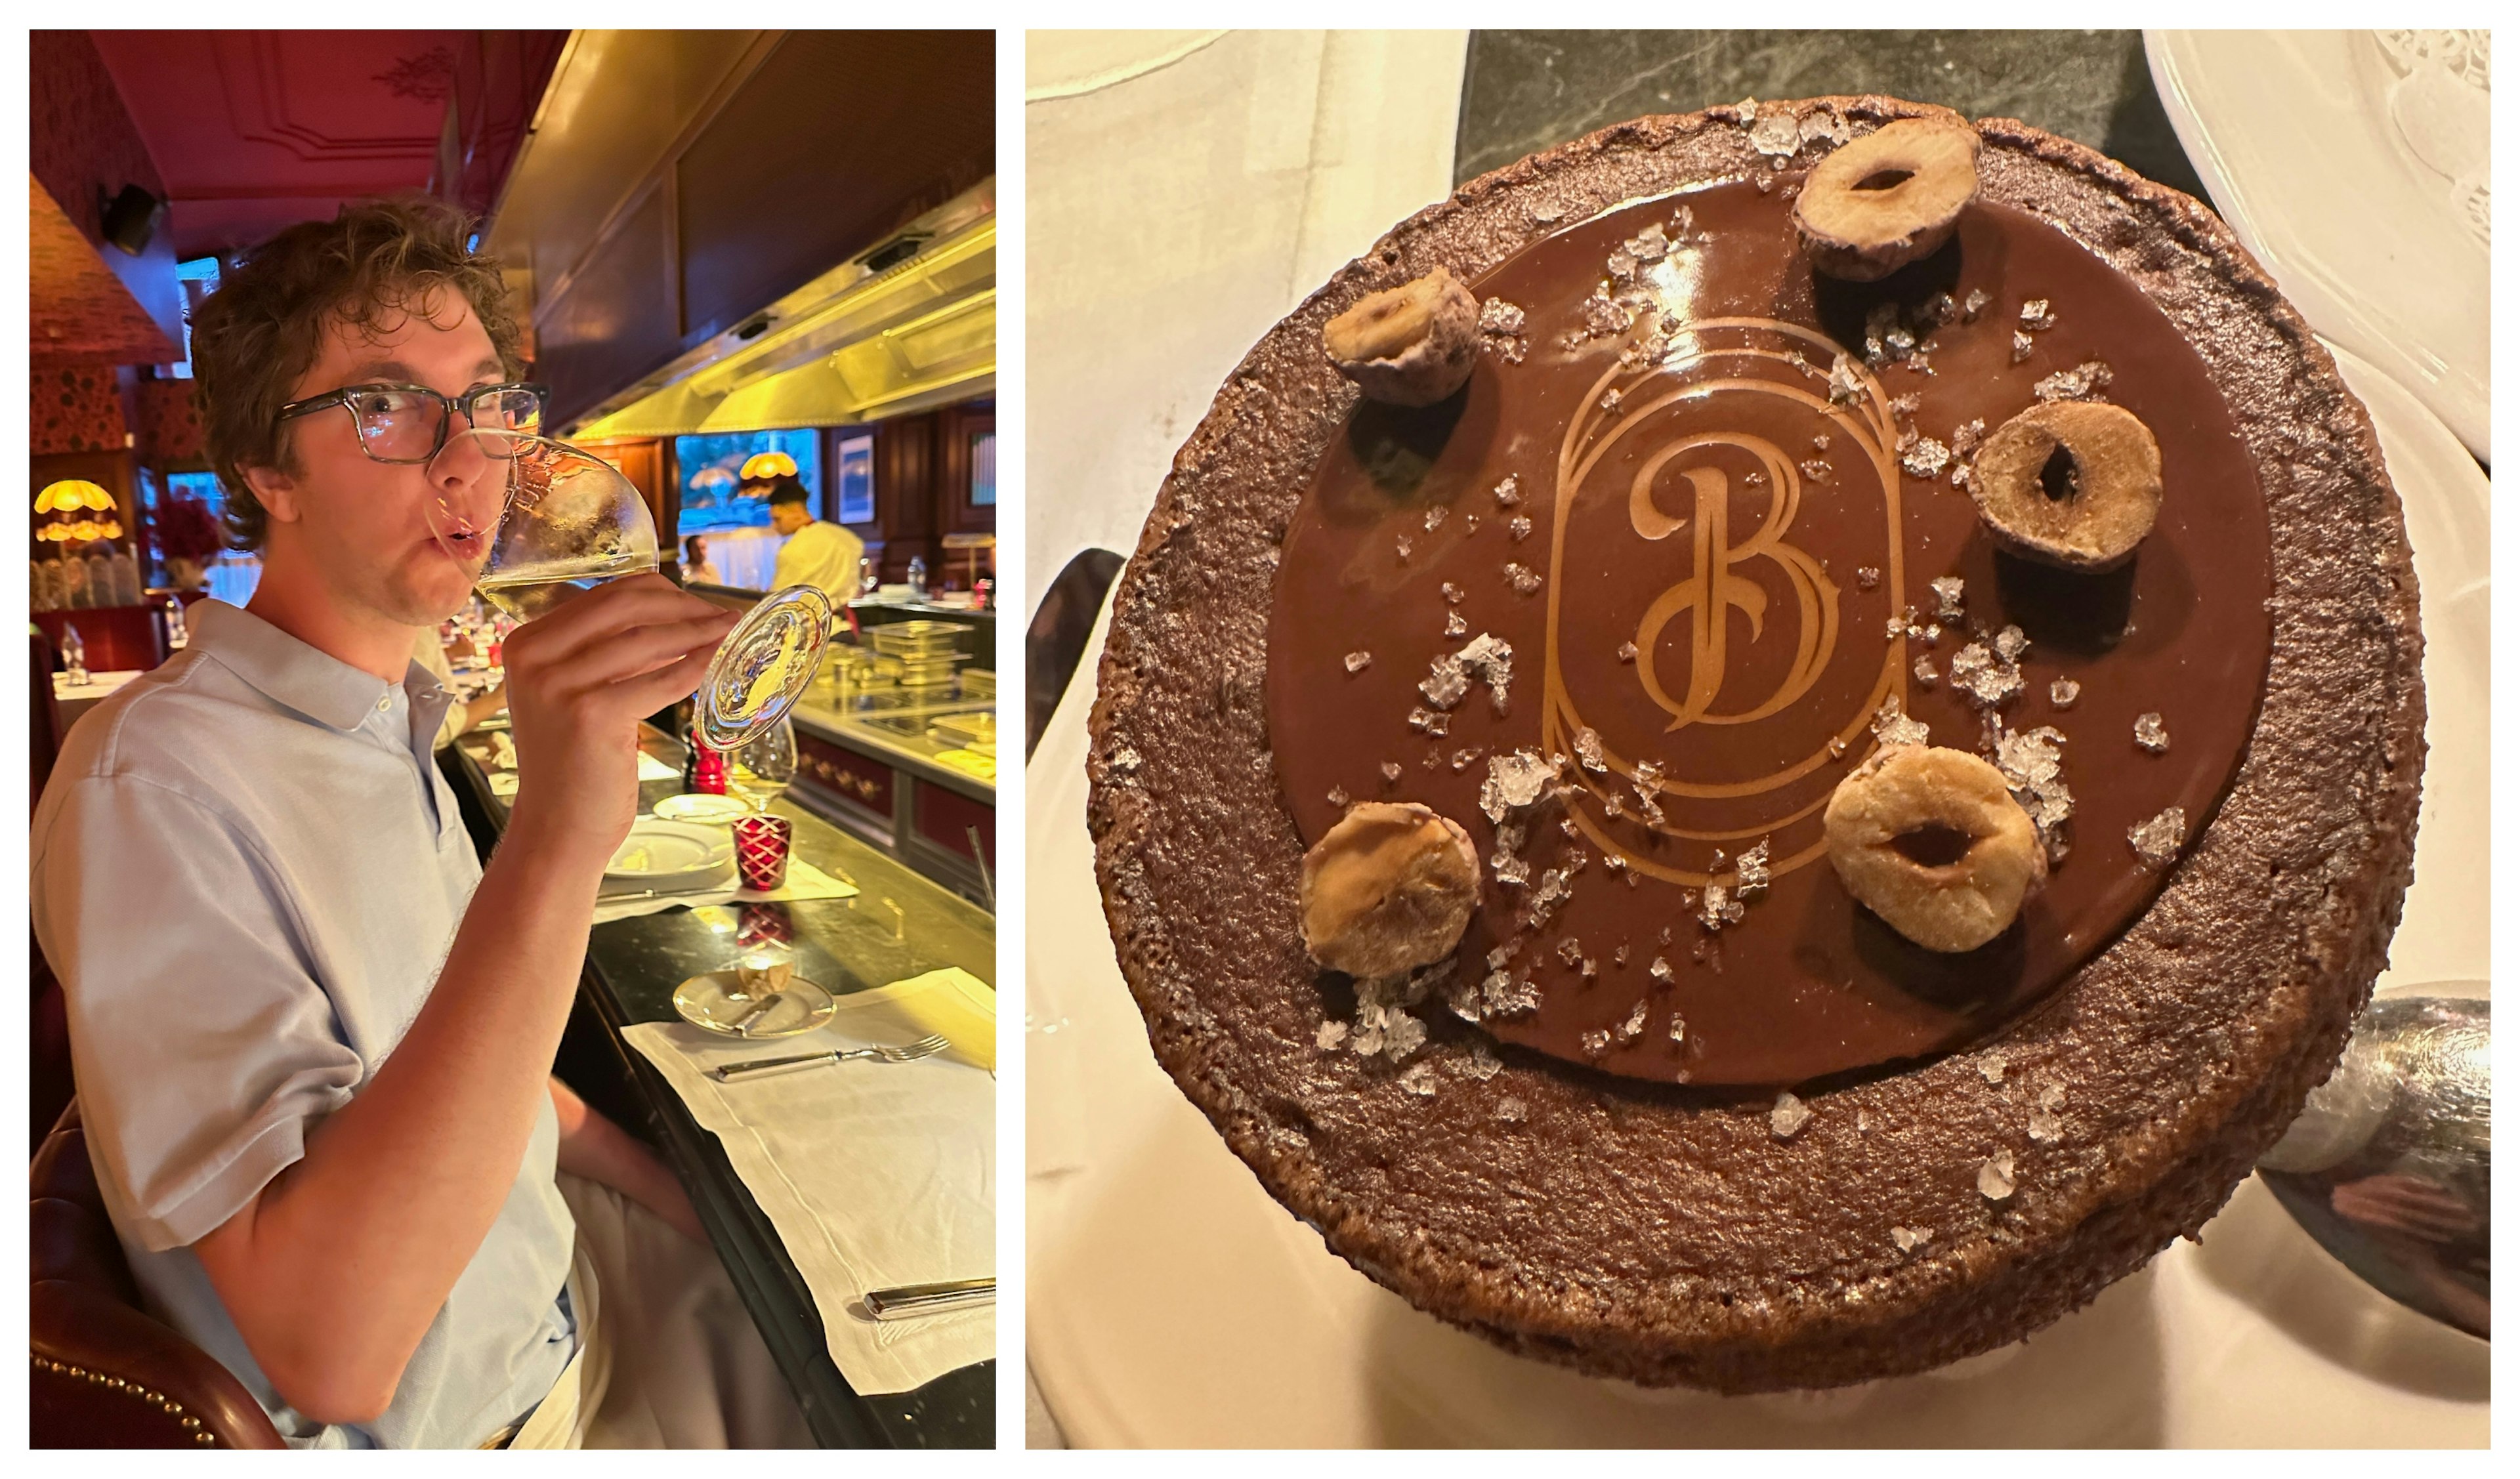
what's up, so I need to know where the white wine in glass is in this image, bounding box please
[428,428,833,748]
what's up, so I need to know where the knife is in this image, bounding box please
[865,1277,994,1321]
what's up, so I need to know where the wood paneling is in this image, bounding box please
[872,411,937,586]
[674,30,995,344]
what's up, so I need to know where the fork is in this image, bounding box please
[710,1032,953,1081]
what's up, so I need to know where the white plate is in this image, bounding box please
[604,818,736,885]
[2146,30,2490,458]
[1023,363,2489,1444]
[652,792,757,825]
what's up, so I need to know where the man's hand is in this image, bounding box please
[498,575,741,864]
[550,1078,707,1244]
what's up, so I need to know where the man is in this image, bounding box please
[764,476,864,601]
[31,196,805,1448]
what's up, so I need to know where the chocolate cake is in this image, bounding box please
[1087,98,2424,1390]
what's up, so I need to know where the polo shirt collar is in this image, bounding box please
[189,600,403,733]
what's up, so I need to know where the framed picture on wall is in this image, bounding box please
[835,431,875,524]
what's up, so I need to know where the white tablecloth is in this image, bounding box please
[624,971,996,1396]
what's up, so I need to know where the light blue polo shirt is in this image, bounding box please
[30,600,578,1448]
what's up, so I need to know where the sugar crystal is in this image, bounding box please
[2011,331,2034,364]
[1424,507,1446,531]
[2133,712,2170,753]
[1979,1051,2007,1085]
[1379,760,1402,783]
[1327,786,1348,808]
[1930,575,1965,619]
[1508,514,1532,541]
[1617,1000,1648,1043]
[1316,1020,1348,1051]
[1479,749,1553,822]
[1891,1226,1928,1253]
[2128,807,2187,869]
[1749,110,1803,157]
[1343,650,1372,673]
[1826,353,1864,404]
[2049,677,2080,709]
[1649,956,1673,982]
[1444,610,1467,637]
[1856,566,1880,591]
[1870,694,1930,749]
[1492,476,1522,508]
[1914,655,1940,688]
[1441,580,1465,604]
[2028,1110,2062,1143]
[1616,640,1638,661]
[1503,562,1542,595]
[1962,289,1990,321]
[1580,1028,1613,1057]
[1734,839,1771,900]
[1977,1152,2017,1201]
[2034,360,2114,402]
[2019,299,2055,331]
[1573,726,1609,774]
[1494,1095,1528,1123]
[1399,1062,1440,1097]
[1771,1092,1812,1138]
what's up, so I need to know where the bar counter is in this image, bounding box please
[444,722,994,1448]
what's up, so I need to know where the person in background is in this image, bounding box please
[680,534,722,587]
[763,476,862,603]
[412,625,506,750]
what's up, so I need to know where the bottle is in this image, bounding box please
[164,595,190,652]
[973,576,994,612]
[857,554,877,597]
[906,556,928,600]
[60,624,89,686]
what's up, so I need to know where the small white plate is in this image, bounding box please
[2147,30,2490,458]
[673,970,839,1039]
[604,818,736,885]
[653,793,757,825]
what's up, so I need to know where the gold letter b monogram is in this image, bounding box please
[1627,438,1839,733]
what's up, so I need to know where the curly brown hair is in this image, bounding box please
[189,194,526,550]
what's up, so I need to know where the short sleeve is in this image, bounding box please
[32,775,364,1251]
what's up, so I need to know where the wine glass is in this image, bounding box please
[730,717,798,808]
[426,428,833,750]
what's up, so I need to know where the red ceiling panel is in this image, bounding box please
[87,30,561,260]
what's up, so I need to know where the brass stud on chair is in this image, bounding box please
[194,1432,217,1446]
[180,1416,201,1430]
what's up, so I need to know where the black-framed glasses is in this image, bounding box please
[275,381,548,465]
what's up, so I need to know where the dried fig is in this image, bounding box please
[1825,745,2047,953]
[1794,115,1983,281]
[1322,267,1480,406]
[1971,402,2162,571]
[1300,801,1481,977]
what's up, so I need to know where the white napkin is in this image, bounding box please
[591,858,859,926]
[488,753,703,796]
[623,986,996,1396]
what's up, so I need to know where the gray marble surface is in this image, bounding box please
[1456,30,2210,205]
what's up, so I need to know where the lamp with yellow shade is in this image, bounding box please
[739,451,799,482]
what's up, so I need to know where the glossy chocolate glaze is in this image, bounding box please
[1269,181,2273,1086]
